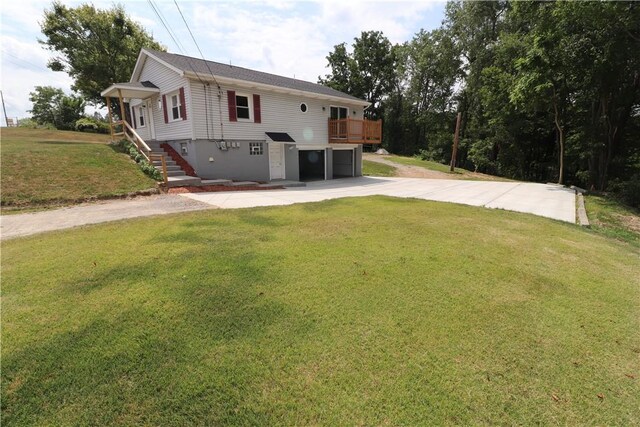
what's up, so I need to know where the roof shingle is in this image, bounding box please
[144,49,366,104]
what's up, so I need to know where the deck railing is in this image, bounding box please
[328,118,382,144]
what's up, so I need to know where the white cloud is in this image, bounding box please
[0,0,445,119]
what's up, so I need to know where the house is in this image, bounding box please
[101,49,381,186]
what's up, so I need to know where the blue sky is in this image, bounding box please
[0,0,445,119]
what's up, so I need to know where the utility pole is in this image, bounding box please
[0,90,8,127]
[450,112,462,172]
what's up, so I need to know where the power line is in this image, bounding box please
[173,0,224,140]
[173,0,221,90]
[1,51,49,72]
[147,0,186,55]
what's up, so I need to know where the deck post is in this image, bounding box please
[105,96,114,140]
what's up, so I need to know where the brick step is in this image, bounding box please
[167,175,202,187]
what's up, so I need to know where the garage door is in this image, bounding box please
[299,150,325,181]
[332,149,354,178]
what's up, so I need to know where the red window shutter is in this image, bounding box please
[227,90,237,122]
[253,94,261,123]
[179,87,187,120]
[132,107,137,128]
[162,95,168,123]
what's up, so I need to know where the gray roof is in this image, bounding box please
[145,49,365,104]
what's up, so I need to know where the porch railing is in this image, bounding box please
[328,118,382,144]
[122,120,168,186]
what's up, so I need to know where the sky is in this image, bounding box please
[0,0,446,121]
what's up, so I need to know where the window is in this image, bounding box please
[300,102,308,113]
[330,106,348,120]
[236,94,250,119]
[249,142,263,155]
[170,93,182,121]
[138,105,146,128]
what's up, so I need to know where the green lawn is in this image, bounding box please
[3,197,639,425]
[0,128,156,210]
[585,194,640,248]
[362,159,397,176]
[386,154,459,173]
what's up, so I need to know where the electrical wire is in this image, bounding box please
[173,0,225,141]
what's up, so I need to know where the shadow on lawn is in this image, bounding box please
[2,231,318,425]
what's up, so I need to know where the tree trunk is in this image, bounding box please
[552,90,564,185]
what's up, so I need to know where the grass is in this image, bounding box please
[2,197,639,425]
[384,155,510,181]
[386,154,459,173]
[585,194,640,248]
[362,159,397,176]
[0,128,156,211]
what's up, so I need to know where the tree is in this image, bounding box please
[28,86,85,130]
[39,2,164,107]
[319,31,398,119]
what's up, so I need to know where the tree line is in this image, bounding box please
[320,1,640,205]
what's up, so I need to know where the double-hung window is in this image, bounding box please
[170,93,182,121]
[236,94,250,120]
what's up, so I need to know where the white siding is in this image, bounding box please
[189,81,365,145]
[138,57,192,141]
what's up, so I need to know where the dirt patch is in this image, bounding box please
[363,154,506,181]
[613,213,640,233]
[168,185,283,194]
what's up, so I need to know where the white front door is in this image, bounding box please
[269,143,285,180]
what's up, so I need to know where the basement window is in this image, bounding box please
[249,142,263,155]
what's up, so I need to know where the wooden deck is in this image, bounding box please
[328,118,382,144]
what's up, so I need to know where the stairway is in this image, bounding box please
[146,141,201,187]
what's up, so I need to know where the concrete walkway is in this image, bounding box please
[1,195,214,240]
[180,177,576,223]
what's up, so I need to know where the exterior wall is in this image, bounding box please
[138,57,192,141]
[167,139,270,182]
[284,145,299,181]
[354,145,363,176]
[189,80,365,146]
[326,148,333,180]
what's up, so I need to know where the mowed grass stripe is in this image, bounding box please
[2,197,639,425]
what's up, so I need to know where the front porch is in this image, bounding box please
[328,118,382,144]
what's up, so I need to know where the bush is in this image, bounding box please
[18,118,56,130]
[75,117,109,134]
[609,174,640,209]
[110,139,162,181]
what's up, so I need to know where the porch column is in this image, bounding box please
[117,89,127,129]
[105,96,114,140]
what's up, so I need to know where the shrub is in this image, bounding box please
[608,174,640,209]
[75,117,110,134]
[110,139,162,181]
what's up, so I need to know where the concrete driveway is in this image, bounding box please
[181,177,576,223]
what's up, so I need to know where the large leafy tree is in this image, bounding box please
[319,31,398,119]
[39,2,164,107]
[28,86,85,130]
